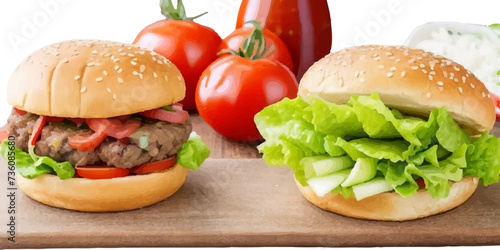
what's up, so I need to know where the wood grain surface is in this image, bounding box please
[0,118,498,248]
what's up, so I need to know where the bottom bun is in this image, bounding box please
[17,164,187,212]
[296,176,478,221]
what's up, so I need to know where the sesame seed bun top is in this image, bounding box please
[7,39,186,118]
[298,45,496,134]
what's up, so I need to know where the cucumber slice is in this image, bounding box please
[352,177,393,201]
[341,158,377,187]
[301,156,354,178]
[306,169,351,197]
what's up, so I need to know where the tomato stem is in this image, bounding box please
[160,0,207,21]
[227,21,276,60]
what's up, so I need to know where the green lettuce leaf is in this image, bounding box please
[465,132,500,185]
[177,133,210,170]
[1,140,74,179]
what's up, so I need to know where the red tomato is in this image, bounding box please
[29,116,47,146]
[14,108,27,116]
[219,26,294,72]
[196,55,298,142]
[132,156,177,174]
[140,108,188,124]
[491,92,500,120]
[76,166,130,180]
[69,131,107,152]
[416,178,426,189]
[134,20,221,111]
[86,118,141,139]
[0,130,7,142]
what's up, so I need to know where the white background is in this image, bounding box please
[0,0,498,249]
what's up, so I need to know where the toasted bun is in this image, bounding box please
[298,45,496,134]
[16,164,187,212]
[7,39,185,118]
[296,177,478,221]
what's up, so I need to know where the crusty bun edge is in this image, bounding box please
[17,164,187,212]
[295,176,478,221]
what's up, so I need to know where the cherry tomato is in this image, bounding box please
[132,156,177,174]
[219,26,293,72]
[134,0,222,111]
[76,166,130,180]
[196,55,298,142]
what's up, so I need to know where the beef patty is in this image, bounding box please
[6,111,192,168]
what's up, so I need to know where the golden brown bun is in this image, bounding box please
[8,39,185,118]
[17,164,187,212]
[296,177,478,221]
[298,45,496,134]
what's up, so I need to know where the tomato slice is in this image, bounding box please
[140,108,188,124]
[14,108,27,116]
[0,130,8,142]
[416,178,426,189]
[86,118,141,139]
[132,156,177,174]
[67,118,86,125]
[491,92,500,120]
[29,116,48,146]
[69,131,108,152]
[46,117,65,123]
[76,166,130,179]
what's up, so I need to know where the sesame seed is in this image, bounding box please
[96,77,103,82]
[411,66,419,71]
[378,65,385,69]
[80,87,87,93]
[341,61,347,66]
[386,52,393,56]
[462,76,466,83]
[450,72,455,79]
[437,81,444,86]
[454,66,460,71]
[87,62,95,67]
[429,75,433,81]
[140,65,146,73]
[419,63,425,68]
[131,60,137,66]
[374,57,381,61]
[488,93,491,98]
[127,53,135,57]
[390,66,396,72]
[422,69,428,74]
[430,71,436,75]
[470,83,475,89]
[438,86,444,91]
[372,53,378,57]
[113,59,120,63]
[132,71,139,76]
[443,71,448,78]
[103,70,108,76]
[114,65,119,71]
[117,78,124,84]
[104,53,111,57]
[395,59,401,63]
[417,57,423,60]
[139,74,143,80]
[355,71,360,77]
[74,75,81,81]
[401,71,406,77]
[157,60,163,65]
[119,52,127,56]
[387,72,393,78]
[409,58,416,63]
[177,76,183,81]
[152,57,157,62]
[62,58,69,63]
[164,75,169,81]
[106,87,111,93]
[482,92,486,97]
[91,50,98,55]
[153,72,158,79]
[118,49,124,52]
[359,78,366,82]
[113,94,117,100]
[458,87,463,94]
[454,78,459,83]
[360,70,366,75]
[117,68,123,74]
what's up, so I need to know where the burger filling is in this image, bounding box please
[255,93,500,201]
[0,105,210,180]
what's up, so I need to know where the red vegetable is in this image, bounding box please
[29,116,48,146]
[132,156,177,174]
[69,131,107,152]
[133,0,222,111]
[86,118,141,140]
[219,21,293,72]
[416,178,426,189]
[76,166,130,180]
[196,29,298,142]
[140,108,189,124]
[14,108,27,116]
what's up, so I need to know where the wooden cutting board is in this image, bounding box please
[0,117,499,248]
